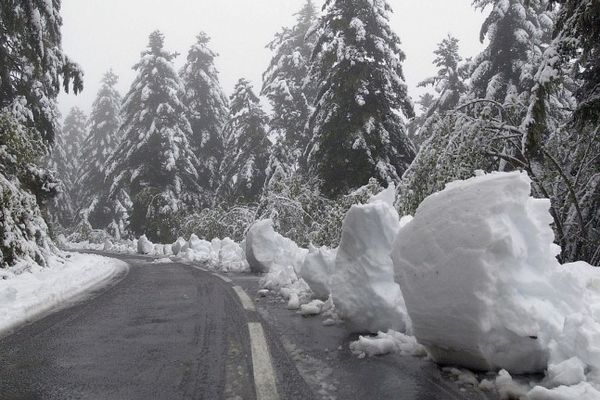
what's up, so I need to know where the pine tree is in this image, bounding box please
[0,0,83,143]
[106,31,203,242]
[0,0,82,268]
[306,0,416,197]
[399,0,565,213]
[180,33,229,193]
[418,35,469,116]
[78,70,122,228]
[469,0,554,107]
[262,0,319,173]
[218,79,270,204]
[522,0,600,265]
[47,106,87,227]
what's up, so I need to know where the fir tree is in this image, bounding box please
[418,35,469,116]
[399,0,561,212]
[47,106,88,227]
[0,0,83,143]
[106,31,203,242]
[522,0,600,265]
[262,0,319,173]
[78,70,122,228]
[0,0,81,268]
[218,79,270,204]
[306,0,416,197]
[469,0,554,107]
[180,33,229,193]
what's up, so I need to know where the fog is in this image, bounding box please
[58,0,486,116]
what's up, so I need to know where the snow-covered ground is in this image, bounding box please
[0,252,127,337]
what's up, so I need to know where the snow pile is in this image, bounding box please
[137,234,156,255]
[66,238,137,254]
[391,171,600,397]
[330,184,410,333]
[210,238,249,272]
[0,253,126,336]
[179,236,249,272]
[244,220,313,308]
[300,246,337,300]
[350,330,426,358]
[245,219,308,274]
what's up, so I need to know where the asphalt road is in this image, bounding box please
[0,253,495,400]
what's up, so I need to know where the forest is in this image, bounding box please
[0,0,599,271]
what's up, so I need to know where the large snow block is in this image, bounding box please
[330,188,410,334]
[211,238,249,272]
[300,246,337,300]
[245,219,307,274]
[137,235,154,255]
[392,171,566,373]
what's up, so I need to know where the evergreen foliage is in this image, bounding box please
[262,0,319,174]
[47,107,87,227]
[218,78,270,205]
[0,0,83,143]
[106,31,203,242]
[78,70,122,228]
[180,33,229,193]
[306,0,416,197]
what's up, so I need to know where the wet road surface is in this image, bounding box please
[0,253,495,400]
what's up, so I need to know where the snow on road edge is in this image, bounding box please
[0,252,128,337]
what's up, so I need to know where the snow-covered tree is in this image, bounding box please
[47,106,87,227]
[78,70,122,229]
[0,0,81,268]
[469,0,554,107]
[218,79,270,204]
[418,35,469,116]
[0,0,83,143]
[407,36,469,149]
[106,31,203,242]
[399,0,562,213]
[180,33,229,193]
[521,0,600,265]
[262,0,319,173]
[305,0,416,197]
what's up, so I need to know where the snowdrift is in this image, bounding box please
[0,253,126,336]
[392,171,600,379]
[330,185,410,333]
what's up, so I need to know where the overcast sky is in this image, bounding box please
[58,0,487,117]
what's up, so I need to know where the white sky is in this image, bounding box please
[58,0,487,117]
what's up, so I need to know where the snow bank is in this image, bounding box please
[67,239,137,254]
[300,246,337,300]
[330,185,410,333]
[0,253,126,336]
[391,170,600,390]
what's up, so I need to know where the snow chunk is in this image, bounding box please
[391,171,596,375]
[137,235,154,255]
[299,299,326,316]
[330,191,410,334]
[245,219,307,274]
[349,330,426,358]
[300,246,337,300]
[528,382,600,400]
[547,357,587,387]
